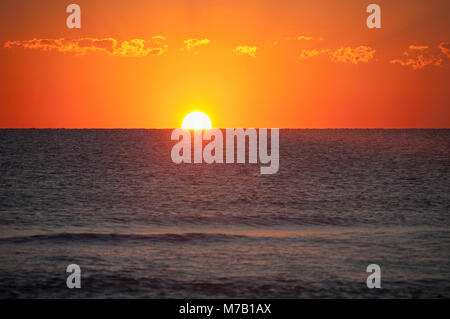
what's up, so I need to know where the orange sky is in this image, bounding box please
[0,0,449,128]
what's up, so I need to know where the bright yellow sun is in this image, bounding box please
[182,111,212,129]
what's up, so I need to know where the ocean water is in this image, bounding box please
[0,129,449,298]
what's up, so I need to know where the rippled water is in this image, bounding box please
[0,129,449,298]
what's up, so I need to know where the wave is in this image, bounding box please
[0,232,250,244]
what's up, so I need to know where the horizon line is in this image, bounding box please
[1,127,450,130]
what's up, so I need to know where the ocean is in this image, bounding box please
[0,129,449,298]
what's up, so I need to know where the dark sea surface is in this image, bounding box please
[0,129,449,298]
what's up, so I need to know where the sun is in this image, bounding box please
[182,111,212,129]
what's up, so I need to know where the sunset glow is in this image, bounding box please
[0,0,448,129]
